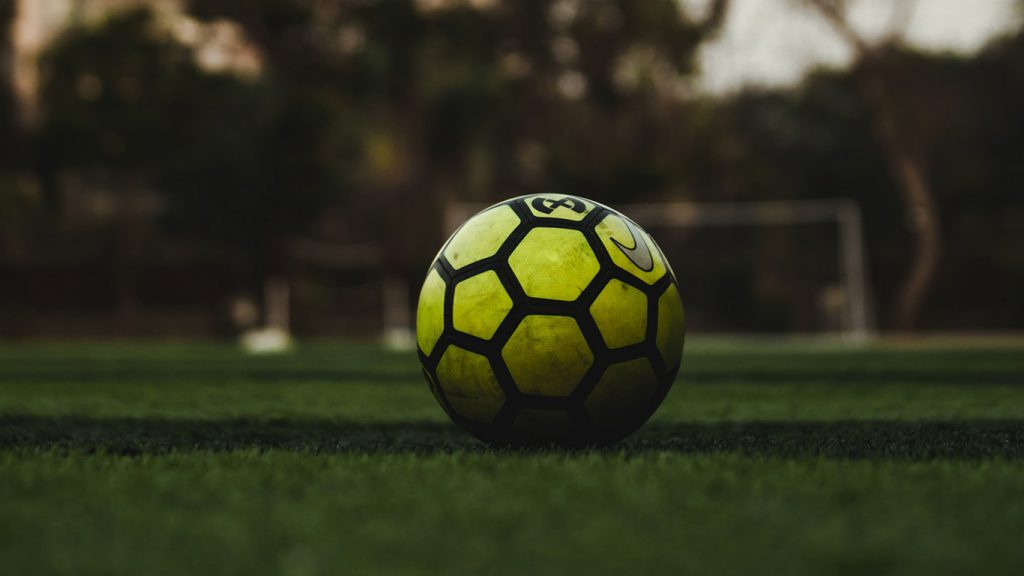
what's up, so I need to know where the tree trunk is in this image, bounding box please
[888,143,941,330]
[856,62,941,331]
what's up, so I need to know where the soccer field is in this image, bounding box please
[1,341,1023,575]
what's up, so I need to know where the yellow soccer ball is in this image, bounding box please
[416,194,685,446]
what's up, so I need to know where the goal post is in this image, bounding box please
[445,198,875,342]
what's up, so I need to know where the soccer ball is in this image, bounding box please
[416,194,685,446]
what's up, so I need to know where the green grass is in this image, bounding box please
[1,340,1023,575]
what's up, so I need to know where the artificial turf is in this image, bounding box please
[1,340,1023,575]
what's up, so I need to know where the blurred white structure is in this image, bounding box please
[382,277,416,351]
[287,237,415,350]
[240,277,293,354]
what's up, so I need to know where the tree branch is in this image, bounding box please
[695,0,732,38]
[804,0,870,56]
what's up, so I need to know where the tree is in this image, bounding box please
[184,0,731,274]
[804,0,941,330]
[35,9,348,326]
[0,0,38,265]
[0,0,15,147]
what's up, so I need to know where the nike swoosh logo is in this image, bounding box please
[610,218,654,272]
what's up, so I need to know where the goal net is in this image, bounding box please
[444,198,875,342]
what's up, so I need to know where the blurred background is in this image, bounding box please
[0,0,1021,343]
